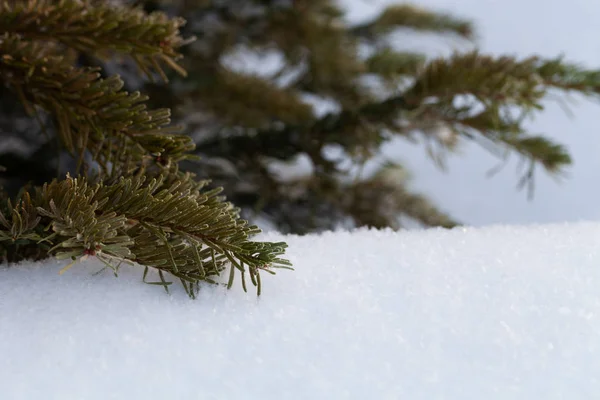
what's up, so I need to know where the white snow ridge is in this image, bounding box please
[1,222,600,399]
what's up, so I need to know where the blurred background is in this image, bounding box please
[4,0,600,233]
[347,0,600,227]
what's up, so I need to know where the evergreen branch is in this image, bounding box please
[406,51,600,105]
[352,4,474,40]
[196,96,413,167]
[501,136,571,173]
[346,162,458,229]
[243,164,458,232]
[0,172,290,297]
[198,51,600,185]
[536,56,600,95]
[448,108,571,173]
[0,34,195,171]
[0,192,41,243]
[0,0,193,80]
[0,0,294,296]
[402,51,600,172]
[186,66,314,128]
[262,3,366,106]
[366,48,426,80]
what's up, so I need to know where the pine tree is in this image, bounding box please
[0,0,291,298]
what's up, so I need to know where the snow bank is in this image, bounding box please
[2,223,600,399]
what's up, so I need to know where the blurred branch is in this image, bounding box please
[0,0,193,80]
[0,34,195,173]
[352,4,475,40]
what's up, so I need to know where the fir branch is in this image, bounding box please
[352,4,474,40]
[406,51,600,105]
[0,34,195,172]
[402,51,600,172]
[0,172,290,297]
[0,0,292,297]
[0,192,41,243]
[198,51,600,187]
[346,163,458,229]
[0,0,193,80]
[186,66,314,128]
[366,48,426,81]
[264,3,366,106]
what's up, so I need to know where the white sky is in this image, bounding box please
[344,0,600,227]
[3,224,600,398]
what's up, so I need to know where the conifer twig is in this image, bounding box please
[0,0,193,80]
[0,34,195,172]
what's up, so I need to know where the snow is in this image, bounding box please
[2,223,600,399]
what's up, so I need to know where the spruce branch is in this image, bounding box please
[352,4,474,40]
[69,0,600,233]
[403,51,600,173]
[536,55,600,94]
[406,51,600,106]
[263,2,365,106]
[199,51,600,199]
[346,163,458,229]
[0,173,290,297]
[0,34,195,172]
[0,0,192,80]
[0,2,292,297]
[185,66,314,128]
[241,163,458,233]
[366,48,426,81]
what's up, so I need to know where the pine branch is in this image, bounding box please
[198,51,600,198]
[0,34,195,173]
[352,4,474,40]
[185,66,314,128]
[366,48,426,81]
[346,163,458,229]
[403,51,600,173]
[238,163,458,232]
[0,172,290,297]
[406,51,600,105]
[0,0,192,80]
[262,2,366,106]
[0,0,292,297]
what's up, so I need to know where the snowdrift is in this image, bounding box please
[2,223,600,399]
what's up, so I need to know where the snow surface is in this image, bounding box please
[2,223,600,399]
